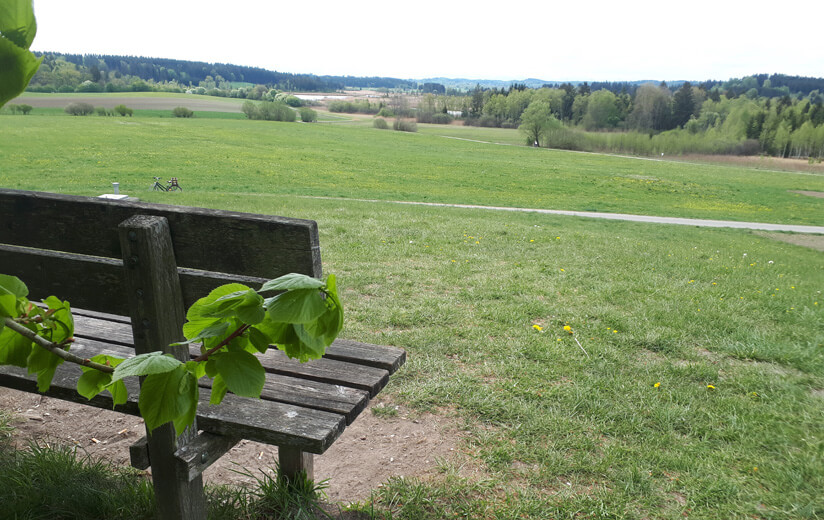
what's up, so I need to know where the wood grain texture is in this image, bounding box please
[0,245,269,315]
[0,188,321,279]
[118,215,207,520]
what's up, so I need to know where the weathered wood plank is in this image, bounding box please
[119,215,206,520]
[174,432,240,482]
[324,339,407,374]
[0,188,321,279]
[254,349,390,397]
[200,372,369,424]
[0,361,141,415]
[0,245,269,315]
[69,311,397,399]
[196,393,344,453]
[0,362,345,453]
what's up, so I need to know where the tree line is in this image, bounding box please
[26,53,418,94]
[437,81,823,158]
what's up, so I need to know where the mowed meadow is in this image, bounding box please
[2,111,824,225]
[2,106,824,519]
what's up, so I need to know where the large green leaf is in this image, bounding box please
[42,296,73,344]
[77,355,125,402]
[213,350,265,398]
[259,273,324,293]
[266,288,327,324]
[77,369,112,401]
[210,373,228,405]
[139,366,196,434]
[173,370,199,435]
[0,327,32,367]
[0,0,37,48]
[108,380,128,406]
[0,274,28,318]
[182,283,250,340]
[0,274,28,299]
[0,34,42,108]
[27,342,63,392]
[112,352,182,382]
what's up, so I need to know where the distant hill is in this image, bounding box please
[27,52,824,98]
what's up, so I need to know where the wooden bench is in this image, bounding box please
[0,189,405,519]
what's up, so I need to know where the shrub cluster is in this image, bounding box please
[172,106,194,118]
[64,102,94,116]
[5,104,32,115]
[373,117,389,129]
[393,119,418,132]
[114,104,133,117]
[417,111,454,125]
[298,107,317,122]
[327,99,380,115]
[242,101,296,122]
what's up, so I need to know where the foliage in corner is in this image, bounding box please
[0,0,42,108]
[0,273,344,436]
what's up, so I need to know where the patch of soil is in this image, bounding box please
[755,231,824,252]
[12,95,243,112]
[0,389,462,503]
[789,190,824,199]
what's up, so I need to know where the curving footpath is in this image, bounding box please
[305,196,824,235]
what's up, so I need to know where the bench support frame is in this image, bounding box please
[119,215,207,519]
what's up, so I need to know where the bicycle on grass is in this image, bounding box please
[151,177,182,191]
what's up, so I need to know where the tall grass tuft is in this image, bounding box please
[0,442,156,519]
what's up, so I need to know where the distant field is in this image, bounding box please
[1,114,823,226]
[11,92,246,112]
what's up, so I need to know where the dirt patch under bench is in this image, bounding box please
[0,389,464,504]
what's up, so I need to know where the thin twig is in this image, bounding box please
[192,324,252,362]
[3,317,115,373]
[573,336,590,359]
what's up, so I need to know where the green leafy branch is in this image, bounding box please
[0,272,344,436]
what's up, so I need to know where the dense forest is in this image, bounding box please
[23,52,824,159]
[446,81,824,158]
[27,52,417,94]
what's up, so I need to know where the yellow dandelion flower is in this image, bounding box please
[654,382,661,388]
[560,268,565,272]
[532,324,543,332]
[707,384,716,390]
[563,325,573,334]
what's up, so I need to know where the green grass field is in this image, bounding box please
[1,107,823,519]
[1,114,823,225]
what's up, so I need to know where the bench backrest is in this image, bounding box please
[0,189,322,316]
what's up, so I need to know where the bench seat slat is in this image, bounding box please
[324,339,406,374]
[71,312,398,394]
[27,337,368,422]
[71,311,405,376]
[0,361,345,453]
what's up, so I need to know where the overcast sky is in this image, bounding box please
[30,0,824,83]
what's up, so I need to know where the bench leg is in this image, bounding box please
[279,447,314,482]
[148,424,207,519]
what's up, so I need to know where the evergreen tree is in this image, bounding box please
[672,82,694,128]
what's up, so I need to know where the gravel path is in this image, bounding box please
[302,196,824,234]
